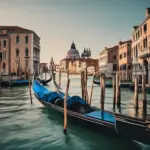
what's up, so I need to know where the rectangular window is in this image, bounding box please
[144,24,147,33]
[124,52,126,57]
[16,49,19,57]
[128,65,131,70]
[16,36,19,43]
[113,55,116,60]
[25,36,28,44]
[120,54,122,59]
[0,52,2,60]
[3,51,6,59]
[113,64,117,71]
[3,40,6,48]
[25,48,29,57]
[143,38,148,48]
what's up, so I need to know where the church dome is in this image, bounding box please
[66,42,80,59]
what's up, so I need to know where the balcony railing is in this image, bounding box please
[34,44,40,50]
[139,47,150,58]
[34,56,40,61]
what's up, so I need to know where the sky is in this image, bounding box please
[0,0,149,64]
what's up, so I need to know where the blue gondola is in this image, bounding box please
[32,75,150,145]
[32,76,116,135]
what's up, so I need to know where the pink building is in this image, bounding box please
[0,26,40,75]
[132,8,150,85]
[99,45,119,78]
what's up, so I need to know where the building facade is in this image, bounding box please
[60,42,99,74]
[132,8,150,85]
[118,40,132,80]
[99,45,119,78]
[0,26,40,75]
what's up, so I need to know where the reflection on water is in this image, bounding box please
[0,72,150,150]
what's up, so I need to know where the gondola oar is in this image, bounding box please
[63,77,70,134]
[89,72,95,105]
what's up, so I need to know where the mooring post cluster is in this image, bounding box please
[133,73,147,114]
[80,68,89,104]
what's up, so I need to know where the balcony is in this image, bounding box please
[33,56,40,62]
[139,47,150,59]
[33,44,40,51]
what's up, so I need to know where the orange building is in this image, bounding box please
[0,26,40,76]
[118,40,132,80]
[132,8,150,85]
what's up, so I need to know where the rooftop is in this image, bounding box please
[0,26,40,39]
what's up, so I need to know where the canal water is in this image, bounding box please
[0,72,150,150]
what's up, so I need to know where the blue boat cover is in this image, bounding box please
[32,80,59,102]
[32,80,86,106]
[84,110,115,123]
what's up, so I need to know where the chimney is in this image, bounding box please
[146,7,150,17]
[133,26,138,32]
[119,41,122,45]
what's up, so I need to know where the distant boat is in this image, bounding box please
[1,79,30,87]
[93,78,112,87]
[37,75,52,85]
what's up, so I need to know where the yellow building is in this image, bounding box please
[119,40,132,80]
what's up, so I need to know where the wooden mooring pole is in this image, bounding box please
[84,68,88,103]
[63,77,70,134]
[113,74,116,109]
[81,71,84,99]
[116,72,121,106]
[89,73,95,105]
[59,68,61,87]
[67,69,69,79]
[100,73,105,110]
[134,75,139,110]
[28,69,32,104]
[142,74,147,114]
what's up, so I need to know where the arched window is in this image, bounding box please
[25,35,28,44]
[3,63,5,69]
[16,48,19,57]
[16,35,19,43]
[0,52,2,61]
[25,48,29,57]
[4,40,6,48]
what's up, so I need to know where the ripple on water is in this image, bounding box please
[0,74,150,150]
